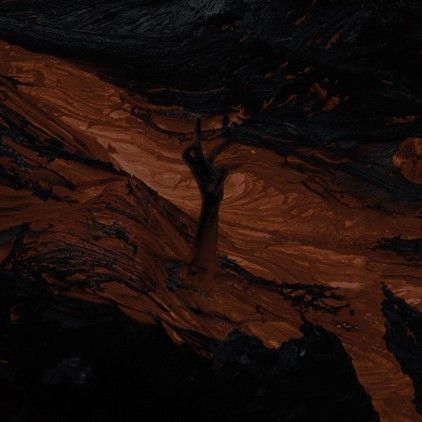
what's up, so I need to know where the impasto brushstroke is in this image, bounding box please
[0,1,421,421]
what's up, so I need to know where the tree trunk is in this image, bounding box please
[183,118,227,281]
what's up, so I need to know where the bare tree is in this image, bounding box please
[183,118,229,282]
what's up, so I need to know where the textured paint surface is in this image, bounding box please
[0,1,421,421]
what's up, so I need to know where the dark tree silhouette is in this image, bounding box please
[183,118,228,281]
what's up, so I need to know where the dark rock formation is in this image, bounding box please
[0,269,378,422]
[382,284,422,413]
[376,236,422,261]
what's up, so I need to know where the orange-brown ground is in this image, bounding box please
[0,41,421,421]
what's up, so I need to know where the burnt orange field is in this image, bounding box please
[0,40,421,421]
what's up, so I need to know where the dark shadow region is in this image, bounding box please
[0,270,379,422]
